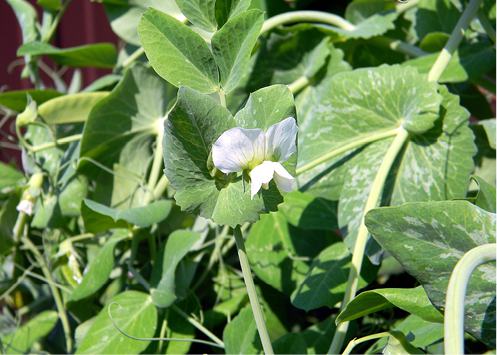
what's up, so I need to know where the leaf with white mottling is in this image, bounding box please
[366,200,496,347]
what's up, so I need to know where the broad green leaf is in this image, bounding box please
[38,92,108,124]
[368,315,444,352]
[479,118,496,149]
[104,0,184,45]
[150,230,201,307]
[273,318,336,354]
[279,191,338,230]
[81,199,172,233]
[336,286,443,324]
[211,9,264,93]
[0,89,62,112]
[366,201,496,347]
[406,0,461,41]
[246,211,331,296]
[379,331,424,354]
[138,8,219,93]
[0,163,24,191]
[472,175,496,213]
[1,311,58,354]
[70,230,128,302]
[419,32,449,52]
[176,0,217,32]
[298,69,475,256]
[223,306,262,354]
[345,0,396,24]
[215,0,251,27]
[291,242,377,311]
[17,41,117,68]
[79,65,175,208]
[164,86,288,226]
[37,0,61,11]
[76,291,157,354]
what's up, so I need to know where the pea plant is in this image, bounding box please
[1,0,495,354]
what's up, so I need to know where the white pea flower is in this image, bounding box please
[212,117,298,199]
[16,199,34,216]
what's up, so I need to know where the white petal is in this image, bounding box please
[212,127,265,173]
[265,117,298,162]
[273,163,296,192]
[16,199,34,215]
[249,161,277,199]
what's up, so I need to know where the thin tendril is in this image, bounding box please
[107,303,225,349]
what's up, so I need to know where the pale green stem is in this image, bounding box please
[370,37,427,58]
[171,305,225,347]
[144,129,164,205]
[444,243,496,355]
[30,133,82,153]
[153,175,169,200]
[296,128,399,175]
[157,317,168,354]
[477,11,496,43]
[122,47,145,69]
[41,0,73,42]
[261,10,356,34]
[342,332,391,355]
[428,0,483,82]
[218,89,227,107]
[328,127,409,354]
[288,76,310,95]
[234,226,274,354]
[64,233,95,244]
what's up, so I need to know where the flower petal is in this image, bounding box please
[273,163,296,192]
[212,127,265,173]
[265,117,298,162]
[249,161,277,199]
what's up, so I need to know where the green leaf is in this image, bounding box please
[82,199,172,233]
[138,8,219,93]
[407,0,461,40]
[279,191,338,230]
[366,200,496,347]
[17,41,117,68]
[471,175,496,213]
[380,331,424,354]
[291,242,377,311]
[70,230,128,302]
[176,0,217,31]
[0,89,62,112]
[215,0,251,27]
[273,318,336,354]
[104,0,184,45]
[79,65,174,208]
[211,9,264,93]
[150,230,201,308]
[6,0,38,45]
[0,163,24,191]
[162,309,195,354]
[299,70,475,256]
[76,291,157,354]
[479,118,496,149]
[245,211,331,296]
[2,311,58,354]
[37,0,61,11]
[336,286,443,325]
[223,306,262,354]
[164,86,287,226]
[38,92,108,124]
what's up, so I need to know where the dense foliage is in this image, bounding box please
[0,0,495,354]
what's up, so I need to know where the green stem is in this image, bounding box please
[428,0,483,82]
[218,89,227,107]
[153,175,169,200]
[444,243,496,355]
[30,133,82,153]
[477,11,496,43]
[288,76,310,95]
[24,235,73,352]
[41,0,73,43]
[234,225,274,355]
[342,332,391,355]
[144,128,164,205]
[171,305,225,347]
[328,128,409,354]
[122,47,145,69]
[369,37,427,58]
[296,128,399,175]
[261,10,355,34]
